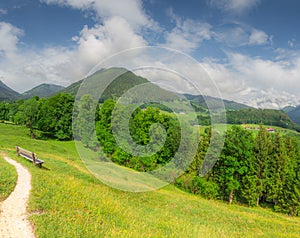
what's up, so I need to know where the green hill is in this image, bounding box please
[60,68,148,100]
[1,123,300,237]
[60,79,83,96]
[22,83,65,99]
[226,108,300,132]
[0,80,21,101]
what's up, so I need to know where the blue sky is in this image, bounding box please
[0,0,300,108]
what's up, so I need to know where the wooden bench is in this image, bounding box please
[16,146,44,168]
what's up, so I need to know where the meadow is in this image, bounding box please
[0,123,300,237]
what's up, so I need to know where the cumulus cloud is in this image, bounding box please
[208,0,261,13]
[73,17,147,72]
[248,29,269,45]
[0,22,23,58]
[0,16,148,92]
[162,9,212,53]
[201,52,300,108]
[41,0,158,31]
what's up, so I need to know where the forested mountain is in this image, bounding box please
[184,94,251,111]
[0,80,21,101]
[22,83,65,99]
[284,105,300,126]
[225,108,300,132]
[60,68,148,100]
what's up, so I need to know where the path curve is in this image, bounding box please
[0,157,35,238]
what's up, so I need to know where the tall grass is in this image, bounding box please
[0,123,300,237]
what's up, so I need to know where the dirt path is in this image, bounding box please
[0,157,35,238]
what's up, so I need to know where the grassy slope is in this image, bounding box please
[0,156,17,201]
[0,123,300,237]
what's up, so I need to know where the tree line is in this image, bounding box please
[0,93,74,140]
[177,125,300,216]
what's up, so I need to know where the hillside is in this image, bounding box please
[226,108,300,132]
[1,123,300,237]
[61,68,250,111]
[284,105,300,126]
[60,79,83,96]
[22,84,65,99]
[0,80,21,101]
[184,94,251,111]
[60,68,148,100]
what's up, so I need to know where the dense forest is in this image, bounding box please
[0,93,299,216]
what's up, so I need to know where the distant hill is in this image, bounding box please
[284,105,300,126]
[184,94,251,111]
[226,108,300,132]
[22,84,65,99]
[0,80,21,101]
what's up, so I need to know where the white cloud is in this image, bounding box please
[248,29,269,45]
[0,17,148,92]
[201,52,300,108]
[214,23,270,47]
[163,10,212,53]
[0,22,23,58]
[208,0,261,13]
[41,0,158,31]
[74,17,147,73]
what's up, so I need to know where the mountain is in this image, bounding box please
[22,84,65,99]
[284,105,300,126]
[60,68,149,100]
[60,79,83,96]
[184,94,251,111]
[0,80,21,101]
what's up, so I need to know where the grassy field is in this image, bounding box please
[0,123,300,237]
[0,155,17,201]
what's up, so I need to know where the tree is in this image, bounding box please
[276,136,300,215]
[213,126,253,204]
[38,93,74,140]
[96,99,117,155]
[73,94,98,149]
[265,133,287,206]
[244,125,272,206]
[15,97,40,139]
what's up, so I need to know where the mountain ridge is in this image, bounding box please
[22,83,65,99]
[0,80,21,101]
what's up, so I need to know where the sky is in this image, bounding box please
[0,0,300,108]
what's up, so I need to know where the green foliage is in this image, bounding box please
[177,125,300,216]
[213,126,254,203]
[96,100,181,172]
[73,94,98,148]
[15,96,40,138]
[38,93,74,140]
